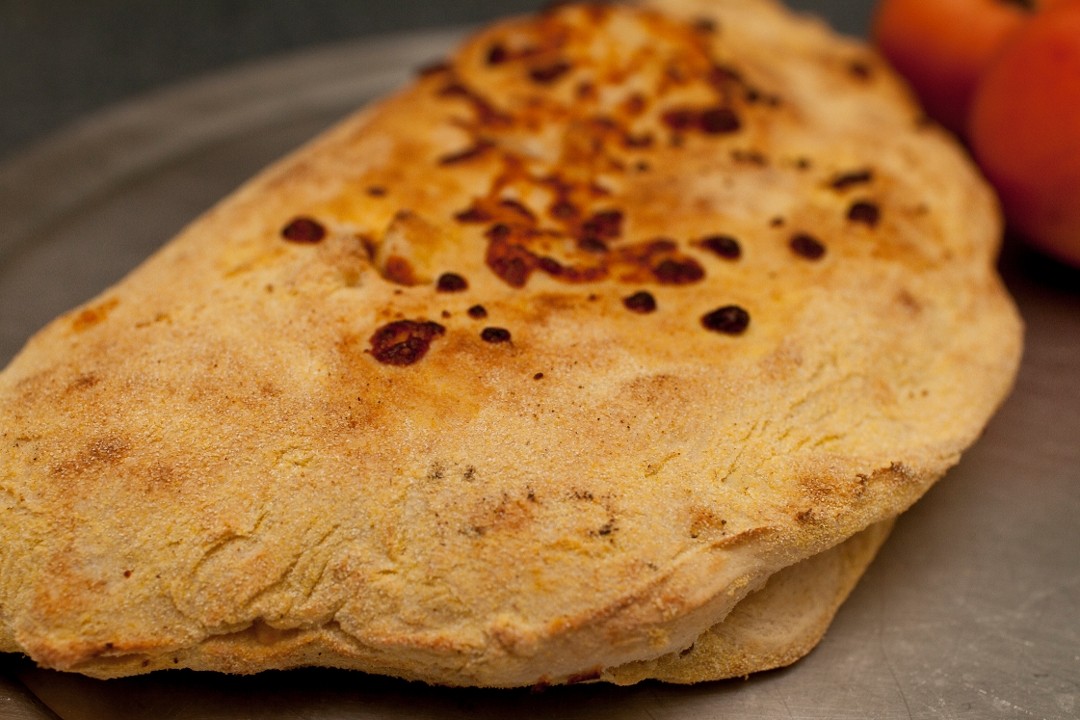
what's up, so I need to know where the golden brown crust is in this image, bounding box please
[0,0,1021,685]
[602,518,894,684]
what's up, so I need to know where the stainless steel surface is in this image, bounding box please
[0,662,56,720]
[1,21,1078,720]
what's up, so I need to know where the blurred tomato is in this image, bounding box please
[871,0,1035,136]
[968,2,1080,266]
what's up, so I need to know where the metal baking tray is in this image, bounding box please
[1,19,1077,720]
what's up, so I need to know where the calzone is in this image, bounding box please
[0,0,1022,686]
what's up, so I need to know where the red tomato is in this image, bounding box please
[871,0,1035,136]
[968,2,1080,266]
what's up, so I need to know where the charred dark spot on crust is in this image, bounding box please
[692,17,718,33]
[369,320,446,366]
[457,197,536,226]
[623,290,657,314]
[455,205,493,224]
[529,60,573,84]
[366,186,388,197]
[695,234,741,260]
[499,198,537,222]
[485,222,612,287]
[700,106,741,134]
[709,63,743,89]
[539,256,564,275]
[847,199,881,227]
[653,257,705,285]
[486,222,510,243]
[481,327,512,343]
[467,304,488,320]
[436,272,469,292]
[829,168,874,190]
[581,209,624,240]
[577,237,610,254]
[438,140,495,165]
[661,107,698,132]
[609,239,705,287]
[485,226,538,288]
[486,42,510,65]
[359,235,379,262]
[789,233,826,260]
[281,216,326,243]
[434,57,777,294]
[383,255,421,286]
[438,79,512,127]
[702,305,750,335]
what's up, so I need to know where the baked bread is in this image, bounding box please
[0,0,1021,686]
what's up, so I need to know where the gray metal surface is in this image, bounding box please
[0,18,1078,720]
